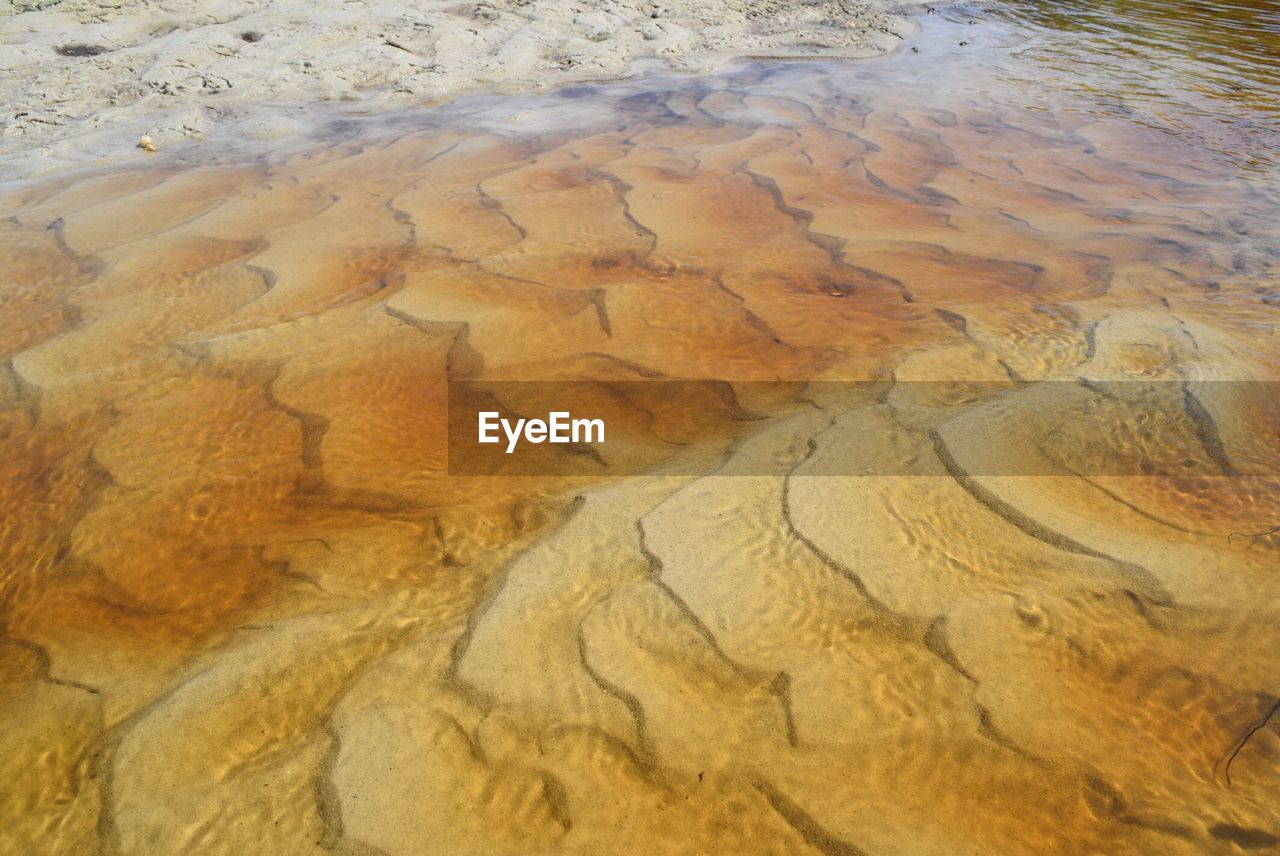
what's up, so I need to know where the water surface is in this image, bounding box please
[1,4,1279,855]
[987,0,1280,174]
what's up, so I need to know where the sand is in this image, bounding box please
[0,0,913,177]
[3,4,1280,855]
[2,23,1280,850]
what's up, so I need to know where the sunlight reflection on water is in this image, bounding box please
[975,0,1280,175]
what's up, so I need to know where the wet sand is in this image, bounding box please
[0,0,911,179]
[2,4,1280,856]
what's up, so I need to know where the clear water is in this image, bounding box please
[1,3,1278,855]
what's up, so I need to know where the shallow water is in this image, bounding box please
[2,3,1280,855]
[983,0,1280,180]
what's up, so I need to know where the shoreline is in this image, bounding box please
[5,1,1280,852]
[0,0,918,179]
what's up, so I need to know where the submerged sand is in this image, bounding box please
[0,0,912,177]
[4,2,1280,854]
[2,25,1280,850]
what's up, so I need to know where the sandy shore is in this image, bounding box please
[0,0,914,177]
[4,4,1280,853]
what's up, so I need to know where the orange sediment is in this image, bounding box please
[1,32,1279,856]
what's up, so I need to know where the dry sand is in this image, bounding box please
[0,0,913,176]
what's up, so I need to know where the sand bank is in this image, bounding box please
[0,0,913,177]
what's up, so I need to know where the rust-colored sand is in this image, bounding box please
[2,41,1279,856]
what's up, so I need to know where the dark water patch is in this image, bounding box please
[54,44,110,57]
[1209,823,1279,850]
[975,0,1280,174]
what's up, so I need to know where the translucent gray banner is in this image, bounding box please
[446,380,1280,477]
